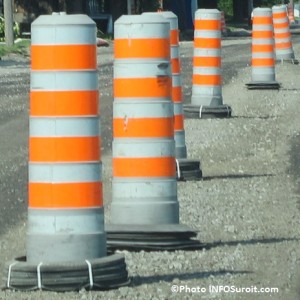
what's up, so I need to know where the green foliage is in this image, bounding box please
[218,0,233,16]
[0,39,30,57]
[0,17,20,42]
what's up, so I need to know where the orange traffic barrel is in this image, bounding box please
[143,11,202,181]
[246,7,280,90]
[106,14,202,251]
[183,9,232,119]
[3,13,129,292]
[220,11,228,36]
[287,3,296,24]
[272,5,298,63]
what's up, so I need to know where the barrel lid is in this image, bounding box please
[115,14,169,25]
[32,13,95,27]
[272,5,287,11]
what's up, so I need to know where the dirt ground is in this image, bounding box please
[0,33,300,299]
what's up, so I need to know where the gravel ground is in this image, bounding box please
[0,35,300,300]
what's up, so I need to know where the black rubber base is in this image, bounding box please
[183,104,232,119]
[176,158,202,181]
[106,224,204,251]
[276,58,299,65]
[246,81,281,90]
[3,253,130,292]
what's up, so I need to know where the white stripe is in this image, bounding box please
[174,103,183,115]
[171,46,180,59]
[113,101,173,118]
[112,178,177,198]
[30,117,100,137]
[31,71,98,91]
[29,163,102,183]
[193,48,221,57]
[193,67,221,75]
[27,208,105,234]
[172,74,182,87]
[194,31,221,38]
[114,61,171,78]
[113,139,175,157]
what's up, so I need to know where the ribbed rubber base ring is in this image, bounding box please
[3,253,130,292]
[246,81,281,90]
[176,158,202,181]
[106,224,205,251]
[183,104,232,119]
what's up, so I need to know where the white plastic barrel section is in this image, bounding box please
[191,9,223,106]
[27,13,106,263]
[251,8,276,83]
[111,14,179,225]
[272,5,295,61]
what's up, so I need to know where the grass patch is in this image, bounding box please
[0,39,30,57]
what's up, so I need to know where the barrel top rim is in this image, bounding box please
[115,14,169,25]
[32,14,96,26]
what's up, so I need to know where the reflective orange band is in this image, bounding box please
[252,44,274,52]
[252,31,273,39]
[274,32,291,39]
[252,17,273,25]
[174,114,184,131]
[273,22,289,29]
[193,74,221,85]
[31,45,97,70]
[113,157,176,177]
[193,56,221,67]
[30,91,99,116]
[195,19,220,30]
[113,117,174,138]
[29,182,102,208]
[170,30,179,45]
[114,38,170,59]
[172,86,182,102]
[275,41,292,49]
[30,137,101,162]
[272,12,287,19]
[114,77,171,98]
[194,38,221,48]
[171,58,180,73]
[252,58,274,67]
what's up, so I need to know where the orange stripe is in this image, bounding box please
[194,38,221,49]
[113,118,174,138]
[170,30,179,45]
[172,86,182,102]
[252,44,274,52]
[174,114,184,131]
[31,45,97,70]
[252,17,272,25]
[29,182,102,208]
[252,58,274,67]
[252,31,273,39]
[30,91,99,116]
[275,41,292,49]
[113,157,175,177]
[273,22,289,29]
[274,32,291,39]
[193,56,221,67]
[114,38,170,59]
[171,58,180,73]
[30,137,101,162]
[195,19,220,30]
[193,74,221,85]
[272,12,287,19]
[114,77,171,98]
